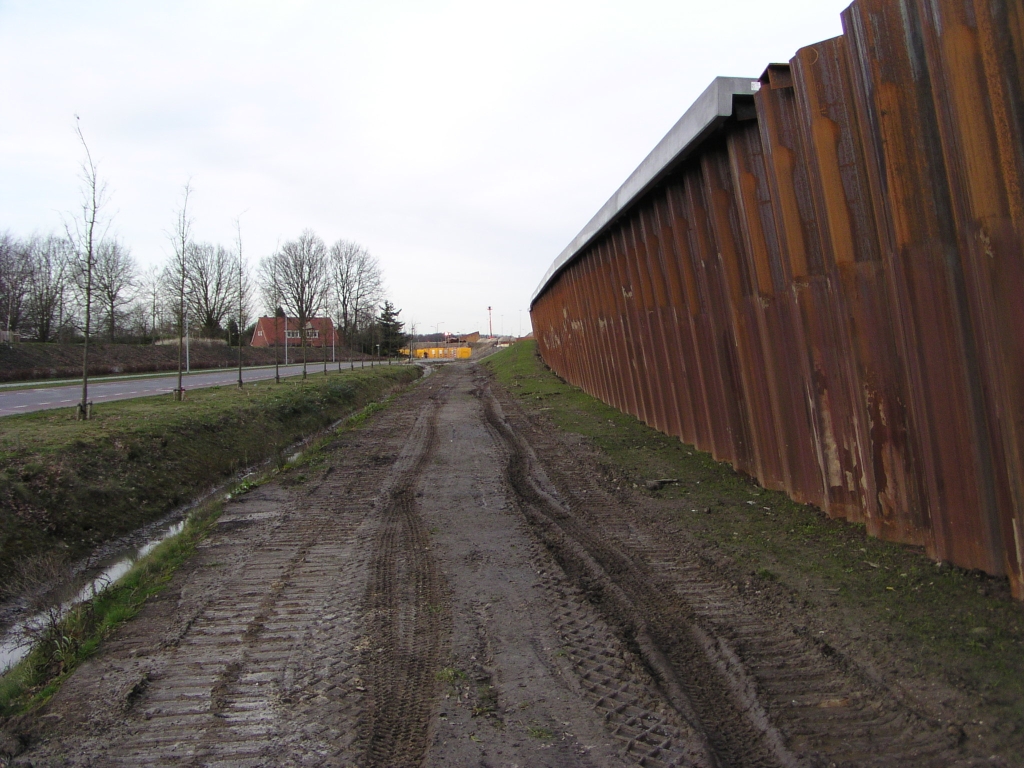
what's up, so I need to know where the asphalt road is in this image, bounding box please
[0,362,372,418]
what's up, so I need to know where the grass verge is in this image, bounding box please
[0,365,420,590]
[484,341,1024,752]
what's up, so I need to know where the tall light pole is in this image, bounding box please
[435,321,444,342]
[487,306,492,338]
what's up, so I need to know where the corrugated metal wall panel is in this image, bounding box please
[843,0,1005,576]
[532,0,1024,598]
[530,0,1024,598]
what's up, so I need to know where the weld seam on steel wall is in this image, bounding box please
[530,0,1024,599]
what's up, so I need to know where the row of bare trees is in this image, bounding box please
[0,230,252,346]
[0,230,142,344]
[2,119,397,415]
[258,230,389,378]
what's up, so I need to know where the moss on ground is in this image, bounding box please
[0,365,420,588]
[484,341,1024,746]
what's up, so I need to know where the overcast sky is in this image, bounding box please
[0,0,852,337]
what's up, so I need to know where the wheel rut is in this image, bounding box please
[359,383,449,767]
[482,385,789,768]
[482,376,971,768]
[3,364,979,768]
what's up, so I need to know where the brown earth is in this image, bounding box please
[2,361,1016,767]
[0,342,355,383]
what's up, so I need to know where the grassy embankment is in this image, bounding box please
[0,364,419,717]
[0,364,420,589]
[484,341,1023,750]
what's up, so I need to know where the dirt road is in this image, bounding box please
[8,362,979,766]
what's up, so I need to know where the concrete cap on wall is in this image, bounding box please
[530,75,761,308]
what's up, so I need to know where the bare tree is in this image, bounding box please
[267,230,329,379]
[186,242,233,338]
[139,264,163,340]
[329,239,383,358]
[233,214,252,388]
[93,239,136,341]
[168,182,193,401]
[0,232,31,344]
[24,235,72,342]
[257,248,284,383]
[64,117,110,419]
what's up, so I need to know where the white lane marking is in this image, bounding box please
[39,402,51,405]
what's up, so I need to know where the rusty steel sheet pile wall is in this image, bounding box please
[529,0,1024,599]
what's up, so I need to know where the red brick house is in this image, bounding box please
[250,316,338,348]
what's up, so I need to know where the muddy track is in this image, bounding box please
[4,363,983,767]
[482,378,970,768]
[482,387,789,768]
[359,383,449,767]
[7,374,450,767]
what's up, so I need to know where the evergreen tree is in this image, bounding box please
[378,301,406,356]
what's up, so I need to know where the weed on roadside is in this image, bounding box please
[436,667,467,685]
[526,725,554,740]
[472,684,499,719]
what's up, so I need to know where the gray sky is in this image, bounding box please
[0,0,851,337]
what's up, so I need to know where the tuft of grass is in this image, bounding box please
[472,684,499,719]
[436,667,467,684]
[527,725,554,740]
[485,341,1024,753]
[0,366,420,590]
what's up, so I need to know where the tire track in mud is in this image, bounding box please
[485,378,971,768]
[10,377,442,768]
[535,559,710,768]
[627,539,964,768]
[104,465,382,766]
[359,383,450,768]
[482,385,791,768]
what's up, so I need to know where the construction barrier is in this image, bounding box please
[405,346,472,360]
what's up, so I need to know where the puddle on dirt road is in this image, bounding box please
[0,518,186,673]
